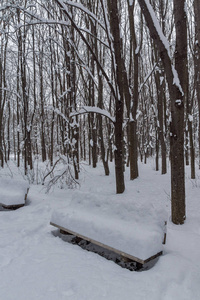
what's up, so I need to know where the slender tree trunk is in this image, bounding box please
[70,26,79,179]
[7,100,10,161]
[154,65,167,174]
[17,55,20,168]
[0,41,4,167]
[39,41,46,163]
[18,8,28,174]
[98,72,110,176]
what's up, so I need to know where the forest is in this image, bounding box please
[0,0,200,226]
[1,1,200,299]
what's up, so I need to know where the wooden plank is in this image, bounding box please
[25,188,29,201]
[50,221,163,265]
[2,203,24,210]
[162,221,167,245]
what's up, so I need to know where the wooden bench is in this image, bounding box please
[1,189,29,210]
[0,179,29,210]
[50,220,166,270]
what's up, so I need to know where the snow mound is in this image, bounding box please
[0,178,29,206]
[51,190,166,260]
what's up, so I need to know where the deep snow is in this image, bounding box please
[0,178,29,206]
[0,159,200,300]
[51,171,166,261]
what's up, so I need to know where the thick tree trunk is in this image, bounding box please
[128,1,139,180]
[107,0,125,193]
[194,0,200,169]
[171,0,187,224]
[138,0,186,224]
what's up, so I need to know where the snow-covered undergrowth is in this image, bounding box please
[0,159,200,300]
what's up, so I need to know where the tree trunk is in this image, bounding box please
[171,0,187,224]
[127,1,139,180]
[194,0,200,169]
[138,0,186,224]
[107,0,125,193]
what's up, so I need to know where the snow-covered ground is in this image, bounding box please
[0,159,200,300]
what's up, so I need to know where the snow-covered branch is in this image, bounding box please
[54,0,117,101]
[70,106,115,123]
[62,0,106,31]
[138,0,184,96]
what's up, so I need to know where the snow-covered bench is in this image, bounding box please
[50,207,166,268]
[0,178,29,210]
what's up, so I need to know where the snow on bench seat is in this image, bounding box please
[50,207,166,265]
[0,178,29,209]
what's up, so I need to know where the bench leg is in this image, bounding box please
[60,229,72,235]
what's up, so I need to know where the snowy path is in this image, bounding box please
[0,162,200,300]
